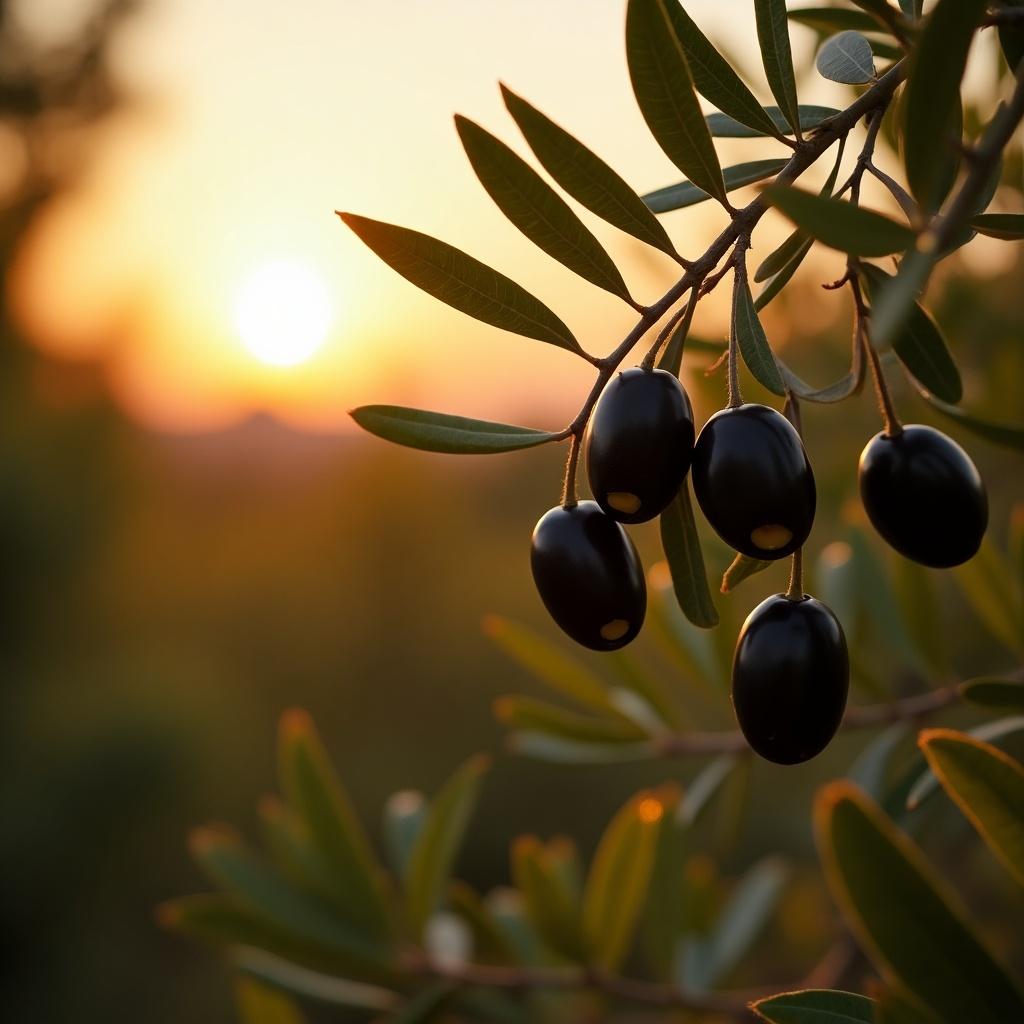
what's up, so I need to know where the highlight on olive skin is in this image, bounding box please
[691,403,816,561]
[530,501,646,651]
[732,593,849,766]
[585,367,695,524]
[859,424,988,569]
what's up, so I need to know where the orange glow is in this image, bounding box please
[637,796,664,824]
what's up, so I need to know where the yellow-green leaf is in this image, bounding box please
[919,728,1024,887]
[494,695,648,743]
[511,835,585,960]
[815,782,1024,1022]
[406,756,489,937]
[582,790,664,970]
[235,977,306,1024]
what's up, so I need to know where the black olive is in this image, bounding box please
[530,501,646,651]
[585,368,695,523]
[732,594,849,765]
[691,404,816,560]
[859,425,987,569]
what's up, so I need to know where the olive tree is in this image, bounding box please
[163,2,1024,1020]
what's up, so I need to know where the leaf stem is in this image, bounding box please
[560,432,581,509]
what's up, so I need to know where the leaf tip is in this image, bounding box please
[279,706,315,744]
[480,613,506,638]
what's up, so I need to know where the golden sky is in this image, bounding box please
[10,0,999,433]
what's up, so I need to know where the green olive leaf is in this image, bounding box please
[755,0,802,136]
[751,988,876,1023]
[788,8,883,35]
[960,677,1024,712]
[626,0,727,206]
[734,272,786,395]
[902,0,988,209]
[643,159,788,214]
[494,695,648,744]
[660,483,719,628]
[816,782,1024,1023]
[815,31,875,85]
[455,115,634,303]
[350,405,558,455]
[706,104,840,138]
[339,213,579,352]
[762,186,916,257]
[500,84,676,256]
[971,213,1024,240]
[919,728,1024,887]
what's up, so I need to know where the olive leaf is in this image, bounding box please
[762,186,916,257]
[721,553,773,594]
[659,1,784,139]
[339,213,579,352]
[626,0,727,206]
[494,695,649,744]
[755,235,814,311]
[751,988,876,1023]
[706,104,839,138]
[660,483,719,628]
[511,836,586,960]
[919,729,1024,887]
[816,782,1024,1023]
[917,392,1024,452]
[815,31,875,85]
[349,406,559,455]
[971,214,1024,240]
[902,0,988,209]
[235,976,305,1024]
[500,85,677,256]
[788,8,882,35]
[860,265,962,404]
[643,159,788,214]
[734,272,786,395]
[755,0,802,137]
[455,115,635,303]
[960,677,1024,712]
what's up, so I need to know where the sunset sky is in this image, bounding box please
[8,1,1004,432]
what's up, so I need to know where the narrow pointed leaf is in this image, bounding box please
[920,728,1024,887]
[682,858,788,991]
[512,836,586,959]
[660,1,783,138]
[764,186,915,256]
[721,553,773,594]
[860,266,961,403]
[816,782,1024,1022]
[907,717,1024,811]
[339,213,578,351]
[349,406,557,455]
[755,0,802,136]
[455,115,633,302]
[500,85,676,256]
[918,393,1024,451]
[788,9,883,34]
[643,158,788,213]
[751,988,875,1023]
[235,950,400,1013]
[734,273,786,395]
[483,614,618,715]
[960,678,1024,712]
[583,790,664,970]
[849,723,911,801]
[706,104,839,138]
[277,711,393,945]
[816,31,875,85]
[382,791,427,880]
[188,829,389,966]
[159,894,383,977]
[494,696,648,743]
[681,755,739,827]
[952,538,1024,655]
[236,977,306,1024]
[755,236,814,311]
[626,0,727,206]
[508,732,656,763]
[660,483,719,628]
[998,0,1024,70]
[869,246,937,351]
[902,0,988,208]
[971,214,1024,240]
[406,756,489,937]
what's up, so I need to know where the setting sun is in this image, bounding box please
[232,259,333,367]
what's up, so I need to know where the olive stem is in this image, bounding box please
[785,547,805,601]
[552,60,909,445]
[640,299,690,371]
[559,432,581,509]
[726,244,748,409]
[856,268,904,438]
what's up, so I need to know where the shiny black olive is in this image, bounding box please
[530,501,646,651]
[732,594,849,765]
[691,404,816,560]
[585,368,695,523]
[859,425,987,569]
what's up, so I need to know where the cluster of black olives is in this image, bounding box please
[530,367,987,766]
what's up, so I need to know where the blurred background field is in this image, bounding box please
[2,2,1023,1021]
